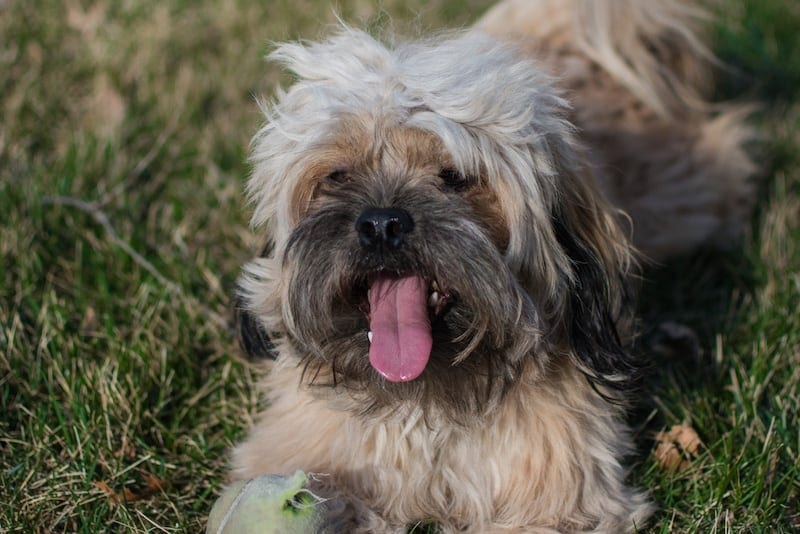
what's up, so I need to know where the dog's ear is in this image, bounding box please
[233,294,276,360]
[232,240,277,360]
[550,167,638,389]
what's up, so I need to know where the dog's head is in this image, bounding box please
[237,29,635,416]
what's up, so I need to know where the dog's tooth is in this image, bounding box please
[428,291,440,308]
[431,280,440,292]
[368,331,373,343]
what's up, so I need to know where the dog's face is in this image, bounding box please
[238,30,635,417]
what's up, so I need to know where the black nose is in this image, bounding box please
[355,208,414,252]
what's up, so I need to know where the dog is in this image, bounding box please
[229,0,755,531]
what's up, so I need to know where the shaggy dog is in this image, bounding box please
[230,0,754,531]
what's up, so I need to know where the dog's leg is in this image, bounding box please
[305,475,406,534]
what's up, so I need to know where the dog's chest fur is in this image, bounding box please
[232,357,645,531]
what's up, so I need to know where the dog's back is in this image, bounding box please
[477,0,757,260]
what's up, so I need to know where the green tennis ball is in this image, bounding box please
[207,471,328,534]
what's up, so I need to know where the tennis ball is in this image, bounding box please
[207,471,328,534]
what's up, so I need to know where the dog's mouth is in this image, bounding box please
[358,273,452,382]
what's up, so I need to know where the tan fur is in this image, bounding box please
[233,356,650,533]
[464,183,510,252]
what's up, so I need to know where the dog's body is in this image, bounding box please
[231,1,754,531]
[477,0,755,260]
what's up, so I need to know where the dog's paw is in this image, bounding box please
[648,321,702,363]
[306,474,407,534]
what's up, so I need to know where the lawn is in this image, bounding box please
[1,0,798,532]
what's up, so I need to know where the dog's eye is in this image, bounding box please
[325,170,349,184]
[438,168,469,192]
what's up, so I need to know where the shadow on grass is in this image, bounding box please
[631,248,756,421]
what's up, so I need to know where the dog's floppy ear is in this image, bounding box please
[550,167,638,389]
[232,240,277,360]
[233,294,276,360]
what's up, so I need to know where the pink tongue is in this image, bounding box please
[368,275,432,382]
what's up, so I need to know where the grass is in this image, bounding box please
[0,0,798,531]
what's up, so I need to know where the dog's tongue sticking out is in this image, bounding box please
[368,275,432,382]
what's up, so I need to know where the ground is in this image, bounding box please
[1,0,798,531]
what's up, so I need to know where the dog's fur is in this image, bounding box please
[230,1,755,531]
